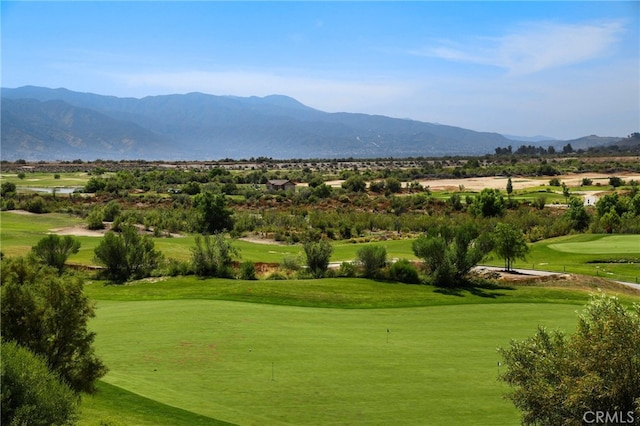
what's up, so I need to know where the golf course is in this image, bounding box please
[80,277,639,426]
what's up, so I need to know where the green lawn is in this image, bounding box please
[483,234,640,283]
[0,171,91,190]
[86,275,622,426]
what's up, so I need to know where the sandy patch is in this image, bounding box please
[6,209,38,216]
[50,224,108,237]
[418,172,640,192]
[239,236,287,245]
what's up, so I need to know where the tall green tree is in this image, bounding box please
[30,234,80,274]
[500,295,640,426]
[493,223,528,271]
[1,257,107,394]
[566,197,590,231]
[304,239,333,278]
[193,191,234,234]
[93,224,162,283]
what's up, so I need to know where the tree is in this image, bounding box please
[389,259,420,284]
[303,239,333,278]
[1,341,78,426]
[413,223,492,287]
[609,176,625,188]
[385,177,402,193]
[566,197,590,231]
[193,191,234,234]
[1,181,16,197]
[191,233,238,278]
[30,234,80,274]
[341,175,366,193]
[356,245,387,278]
[500,295,640,426]
[493,222,528,271]
[470,188,505,217]
[506,177,513,197]
[93,224,162,283]
[102,199,121,222]
[1,257,107,394]
[561,182,571,203]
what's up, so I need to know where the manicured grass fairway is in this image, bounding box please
[484,234,639,283]
[89,297,579,425]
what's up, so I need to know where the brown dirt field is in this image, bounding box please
[417,172,640,192]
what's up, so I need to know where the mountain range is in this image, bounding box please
[0,86,623,161]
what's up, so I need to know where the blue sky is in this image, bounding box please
[2,1,638,139]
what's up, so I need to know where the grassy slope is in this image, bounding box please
[83,277,639,425]
[483,234,640,282]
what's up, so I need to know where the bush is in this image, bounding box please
[389,259,420,284]
[356,245,387,278]
[31,234,81,274]
[1,341,78,426]
[500,295,640,425]
[23,196,47,214]
[303,239,333,278]
[87,208,105,230]
[1,257,107,393]
[94,224,162,283]
[239,261,257,280]
[191,233,237,278]
[102,200,121,222]
[337,261,356,277]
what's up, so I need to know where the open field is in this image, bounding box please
[81,276,639,425]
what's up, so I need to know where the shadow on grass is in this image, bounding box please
[434,279,515,299]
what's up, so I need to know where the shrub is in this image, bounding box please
[500,295,640,425]
[23,196,47,214]
[102,200,121,222]
[303,239,333,278]
[1,257,107,394]
[86,208,105,230]
[94,224,162,283]
[356,245,387,278]
[389,259,420,284]
[31,234,81,274]
[337,261,356,277]
[1,341,78,426]
[239,261,257,280]
[191,233,237,278]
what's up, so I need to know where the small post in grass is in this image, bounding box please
[387,328,390,344]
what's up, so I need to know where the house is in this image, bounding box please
[266,179,296,192]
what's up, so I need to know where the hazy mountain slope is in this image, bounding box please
[1,98,174,161]
[3,86,617,161]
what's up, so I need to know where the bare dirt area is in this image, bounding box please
[6,209,39,216]
[239,236,287,245]
[50,224,109,237]
[417,172,640,192]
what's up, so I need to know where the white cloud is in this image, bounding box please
[416,20,626,75]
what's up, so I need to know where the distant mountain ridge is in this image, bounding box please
[1,86,623,161]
